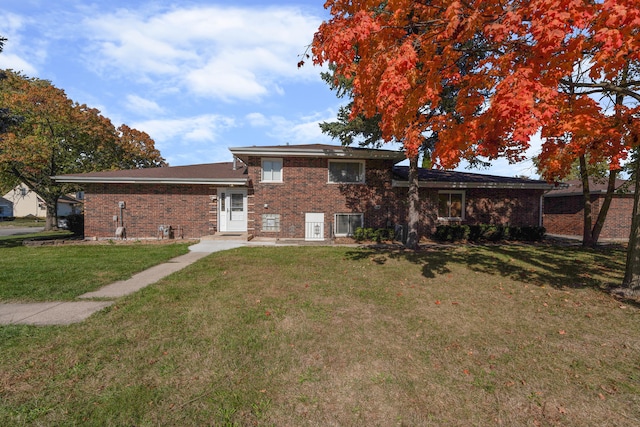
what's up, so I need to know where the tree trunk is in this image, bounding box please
[579,155,594,247]
[43,197,59,231]
[591,169,618,245]
[405,154,420,250]
[622,159,640,293]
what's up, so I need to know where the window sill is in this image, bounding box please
[327,181,366,185]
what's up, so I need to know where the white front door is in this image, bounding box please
[218,189,247,232]
[305,213,324,241]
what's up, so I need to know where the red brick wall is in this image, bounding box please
[83,183,215,239]
[390,187,544,236]
[465,188,543,226]
[247,156,399,239]
[544,194,633,240]
[81,162,547,240]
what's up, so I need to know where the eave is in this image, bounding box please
[392,180,555,190]
[52,176,249,186]
[230,146,406,162]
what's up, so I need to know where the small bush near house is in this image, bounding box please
[353,227,395,243]
[434,224,469,242]
[507,225,546,242]
[61,213,84,236]
[434,224,546,243]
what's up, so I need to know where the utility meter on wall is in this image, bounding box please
[118,201,126,209]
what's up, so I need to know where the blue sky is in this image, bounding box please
[1,0,540,177]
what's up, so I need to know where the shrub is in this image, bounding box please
[434,224,470,242]
[434,224,546,243]
[507,225,546,242]
[62,213,84,236]
[354,227,394,243]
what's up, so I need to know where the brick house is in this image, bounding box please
[543,178,634,241]
[53,144,552,240]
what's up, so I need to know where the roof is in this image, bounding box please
[229,143,406,162]
[392,166,554,190]
[58,194,82,205]
[545,178,633,197]
[52,162,249,185]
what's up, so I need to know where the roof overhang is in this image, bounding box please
[392,180,555,190]
[229,145,406,162]
[52,176,249,186]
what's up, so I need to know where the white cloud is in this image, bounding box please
[133,114,235,144]
[82,5,323,101]
[245,112,269,127]
[0,53,38,75]
[0,13,41,75]
[131,114,236,165]
[247,109,336,145]
[125,94,165,117]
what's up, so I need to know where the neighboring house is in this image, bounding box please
[1,183,83,218]
[53,144,553,240]
[544,178,633,241]
[0,196,12,219]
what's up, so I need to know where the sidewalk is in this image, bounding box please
[0,239,264,326]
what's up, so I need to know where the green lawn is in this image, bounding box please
[0,242,190,301]
[0,217,46,227]
[1,244,638,426]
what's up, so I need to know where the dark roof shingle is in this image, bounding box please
[53,162,248,184]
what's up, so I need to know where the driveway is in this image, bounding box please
[0,226,45,236]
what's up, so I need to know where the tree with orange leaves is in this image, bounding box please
[311,1,640,289]
[0,70,166,230]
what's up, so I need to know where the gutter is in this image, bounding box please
[51,176,249,186]
[391,180,554,190]
[230,146,406,161]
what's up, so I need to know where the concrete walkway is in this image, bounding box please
[0,239,261,326]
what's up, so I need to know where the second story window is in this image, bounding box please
[328,160,365,184]
[262,158,282,182]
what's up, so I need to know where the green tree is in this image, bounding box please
[0,70,166,230]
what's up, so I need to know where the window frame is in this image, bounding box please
[261,158,283,183]
[334,213,363,237]
[437,190,466,220]
[328,160,365,184]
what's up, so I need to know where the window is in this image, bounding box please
[438,191,465,219]
[328,160,365,183]
[262,214,280,232]
[262,158,282,182]
[334,213,363,236]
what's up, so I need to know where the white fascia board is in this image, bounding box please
[52,177,248,186]
[229,146,405,160]
[392,180,554,190]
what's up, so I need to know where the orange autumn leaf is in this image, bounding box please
[311,0,640,174]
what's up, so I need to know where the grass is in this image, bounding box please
[0,230,75,249]
[0,217,47,227]
[0,243,639,426]
[0,241,190,301]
